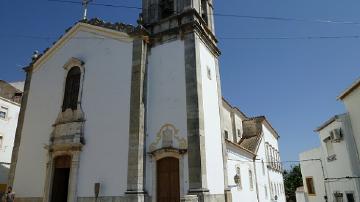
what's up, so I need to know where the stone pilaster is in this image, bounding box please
[184,32,209,200]
[214,59,232,202]
[125,38,148,201]
[68,152,80,202]
[7,67,32,186]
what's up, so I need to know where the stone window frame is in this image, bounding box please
[59,57,86,115]
[235,164,242,190]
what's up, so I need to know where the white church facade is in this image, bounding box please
[9,1,285,201]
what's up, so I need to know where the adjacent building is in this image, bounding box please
[0,80,23,195]
[8,0,285,201]
[297,78,360,202]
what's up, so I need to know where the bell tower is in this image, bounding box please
[141,0,218,53]
[142,0,229,201]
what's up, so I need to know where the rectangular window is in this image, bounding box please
[249,170,254,190]
[306,177,316,195]
[224,130,229,140]
[235,166,242,190]
[262,160,265,175]
[346,193,354,202]
[265,186,268,199]
[0,106,8,119]
[237,129,241,137]
[334,192,344,202]
[0,136,3,149]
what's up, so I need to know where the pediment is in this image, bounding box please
[29,22,134,73]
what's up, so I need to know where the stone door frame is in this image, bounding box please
[43,150,81,202]
[150,148,186,202]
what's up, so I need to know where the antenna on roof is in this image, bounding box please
[82,0,92,20]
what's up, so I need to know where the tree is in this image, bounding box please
[283,164,303,202]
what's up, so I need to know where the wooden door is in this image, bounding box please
[51,156,71,202]
[157,157,180,202]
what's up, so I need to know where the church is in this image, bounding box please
[8,0,285,201]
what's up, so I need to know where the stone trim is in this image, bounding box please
[7,68,32,187]
[214,58,232,202]
[125,38,148,200]
[184,32,209,199]
[43,151,81,202]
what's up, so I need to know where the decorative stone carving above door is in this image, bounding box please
[149,123,187,153]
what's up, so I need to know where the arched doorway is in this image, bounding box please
[157,157,180,202]
[51,155,71,202]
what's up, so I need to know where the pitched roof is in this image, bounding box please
[338,77,360,100]
[26,18,148,71]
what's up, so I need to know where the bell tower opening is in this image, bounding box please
[159,0,175,19]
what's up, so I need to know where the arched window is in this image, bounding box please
[62,67,81,112]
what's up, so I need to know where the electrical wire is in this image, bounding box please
[46,0,360,26]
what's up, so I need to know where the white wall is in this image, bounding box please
[343,86,360,164]
[0,98,20,184]
[299,147,325,202]
[318,120,360,201]
[261,125,286,202]
[145,39,189,197]
[13,29,133,197]
[198,39,225,194]
[227,143,258,202]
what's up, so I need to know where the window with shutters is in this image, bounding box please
[306,177,316,195]
[62,67,81,112]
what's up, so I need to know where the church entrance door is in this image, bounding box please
[157,157,180,202]
[51,156,71,202]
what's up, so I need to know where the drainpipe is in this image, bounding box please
[253,157,260,202]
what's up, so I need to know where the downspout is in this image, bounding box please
[318,159,328,202]
[253,157,260,202]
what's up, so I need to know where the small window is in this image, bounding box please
[237,129,241,137]
[224,130,229,140]
[262,160,265,175]
[0,106,8,119]
[265,185,268,199]
[235,166,242,190]
[334,192,344,202]
[207,66,212,80]
[306,177,316,195]
[0,136,3,149]
[346,193,355,202]
[249,170,254,190]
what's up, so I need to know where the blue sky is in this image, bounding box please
[0,0,359,168]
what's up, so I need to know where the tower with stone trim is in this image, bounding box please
[139,0,230,201]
